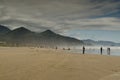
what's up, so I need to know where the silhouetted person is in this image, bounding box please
[83,46,85,54]
[100,47,103,55]
[107,48,110,55]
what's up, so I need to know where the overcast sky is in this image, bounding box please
[0,0,120,42]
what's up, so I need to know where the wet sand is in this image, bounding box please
[0,47,120,80]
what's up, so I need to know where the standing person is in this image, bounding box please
[107,48,110,55]
[83,46,85,54]
[100,47,103,55]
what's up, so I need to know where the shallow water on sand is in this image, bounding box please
[67,46,120,56]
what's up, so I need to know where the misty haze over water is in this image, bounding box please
[67,46,120,56]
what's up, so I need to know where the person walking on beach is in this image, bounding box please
[100,47,103,55]
[107,48,110,55]
[83,46,85,54]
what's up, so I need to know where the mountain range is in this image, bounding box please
[0,24,120,47]
[82,39,120,46]
[0,25,83,47]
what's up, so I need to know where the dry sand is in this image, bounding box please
[0,47,120,80]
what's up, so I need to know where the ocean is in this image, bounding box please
[67,46,120,56]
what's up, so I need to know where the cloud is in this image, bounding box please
[0,0,120,34]
[64,17,120,30]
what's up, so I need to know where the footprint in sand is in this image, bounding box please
[99,72,120,80]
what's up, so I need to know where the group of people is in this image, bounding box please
[61,46,111,55]
[82,46,111,55]
[100,47,110,55]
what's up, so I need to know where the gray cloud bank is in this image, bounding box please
[0,0,120,33]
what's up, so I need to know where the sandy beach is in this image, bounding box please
[0,47,120,80]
